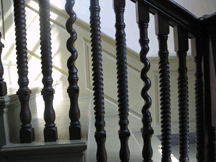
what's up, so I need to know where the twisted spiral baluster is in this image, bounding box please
[155,14,172,162]
[65,0,81,140]
[194,37,204,162]
[39,0,58,142]
[136,2,153,162]
[174,26,189,162]
[90,0,107,161]
[114,0,130,161]
[0,32,7,96]
[13,0,35,143]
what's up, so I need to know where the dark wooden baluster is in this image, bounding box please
[39,0,58,142]
[0,32,7,96]
[174,26,189,162]
[13,0,35,143]
[90,0,107,161]
[192,36,205,162]
[211,128,216,161]
[155,13,172,162]
[114,0,130,161]
[208,34,216,161]
[136,2,154,162]
[65,0,81,140]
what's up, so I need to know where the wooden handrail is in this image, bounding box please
[131,0,200,37]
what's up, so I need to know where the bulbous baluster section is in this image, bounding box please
[65,0,81,140]
[192,36,205,162]
[13,0,34,143]
[114,0,130,161]
[39,0,58,142]
[136,2,153,162]
[155,14,172,162]
[174,26,189,162]
[90,0,107,161]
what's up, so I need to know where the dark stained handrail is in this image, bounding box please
[131,0,200,37]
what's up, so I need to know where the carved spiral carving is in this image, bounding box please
[39,0,57,142]
[158,34,172,162]
[139,22,153,162]
[114,3,130,162]
[90,0,107,161]
[14,0,29,95]
[13,0,34,143]
[195,54,204,162]
[178,52,189,162]
[65,0,81,140]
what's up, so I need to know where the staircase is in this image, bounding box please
[0,0,216,162]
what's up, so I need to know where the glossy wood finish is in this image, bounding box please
[13,0,35,143]
[130,0,200,37]
[193,36,205,162]
[114,0,130,161]
[155,13,172,162]
[174,26,189,162]
[65,0,81,140]
[0,33,7,96]
[136,1,153,162]
[39,0,58,142]
[90,0,107,161]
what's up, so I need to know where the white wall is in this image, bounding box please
[51,0,216,56]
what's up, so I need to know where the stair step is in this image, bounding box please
[0,91,92,162]
[1,139,86,162]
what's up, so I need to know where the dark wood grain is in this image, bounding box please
[39,0,58,142]
[13,0,35,143]
[114,0,130,161]
[174,26,189,162]
[130,0,200,37]
[65,0,81,140]
[0,32,7,96]
[136,1,154,162]
[155,13,172,162]
[90,0,107,161]
[193,36,205,162]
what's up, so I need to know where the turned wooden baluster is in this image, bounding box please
[113,0,130,161]
[174,26,189,162]
[191,36,205,162]
[90,0,107,161]
[65,0,81,140]
[0,32,7,96]
[155,14,172,162]
[208,35,216,161]
[39,0,58,142]
[13,0,35,143]
[136,1,154,162]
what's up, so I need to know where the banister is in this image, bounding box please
[132,0,200,37]
[204,12,216,22]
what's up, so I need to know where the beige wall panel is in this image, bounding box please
[127,65,143,116]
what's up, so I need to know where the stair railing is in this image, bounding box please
[1,0,215,162]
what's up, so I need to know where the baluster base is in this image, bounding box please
[69,125,81,140]
[0,81,7,96]
[44,126,58,142]
[20,127,35,143]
